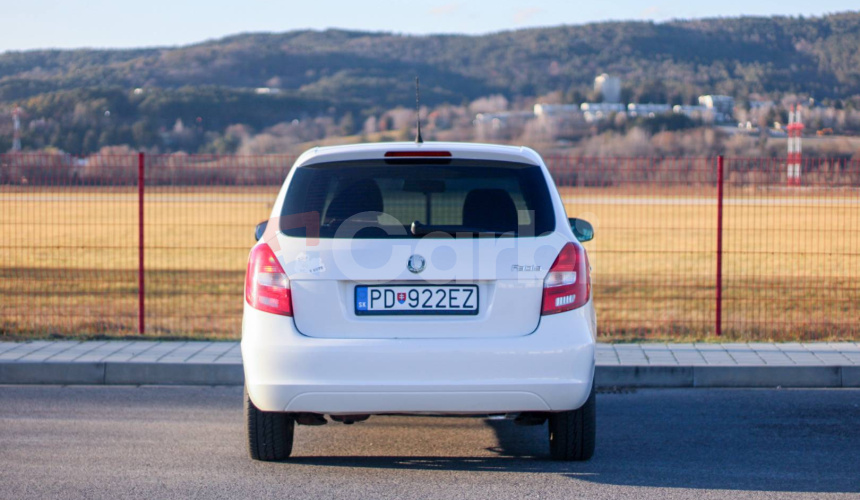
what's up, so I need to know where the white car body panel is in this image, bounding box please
[242,300,595,414]
[281,233,568,339]
[242,142,596,414]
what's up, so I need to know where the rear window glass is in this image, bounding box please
[280,159,555,238]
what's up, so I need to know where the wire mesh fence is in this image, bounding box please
[548,156,719,339]
[0,153,292,339]
[720,157,860,339]
[1,152,858,340]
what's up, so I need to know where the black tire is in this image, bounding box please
[548,382,596,461]
[245,386,294,461]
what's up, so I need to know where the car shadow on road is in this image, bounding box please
[290,389,860,494]
[288,454,571,474]
[490,389,860,494]
[287,417,572,474]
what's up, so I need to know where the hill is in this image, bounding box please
[2,12,860,153]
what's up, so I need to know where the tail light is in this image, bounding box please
[245,243,292,316]
[384,151,452,157]
[541,242,590,315]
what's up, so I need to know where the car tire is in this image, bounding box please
[548,382,596,461]
[245,386,294,461]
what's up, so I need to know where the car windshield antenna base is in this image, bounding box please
[415,76,423,144]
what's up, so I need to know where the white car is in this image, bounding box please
[242,142,597,461]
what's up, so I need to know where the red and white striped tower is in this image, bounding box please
[786,105,804,186]
[12,106,22,152]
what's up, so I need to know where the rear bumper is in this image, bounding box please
[241,302,596,414]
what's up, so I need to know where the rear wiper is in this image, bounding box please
[409,221,512,237]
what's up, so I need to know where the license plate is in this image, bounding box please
[355,285,479,316]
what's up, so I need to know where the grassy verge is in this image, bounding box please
[1,186,858,341]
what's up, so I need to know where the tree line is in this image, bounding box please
[2,12,860,154]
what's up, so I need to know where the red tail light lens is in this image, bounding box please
[541,242,590,315]
[245,243,292,316]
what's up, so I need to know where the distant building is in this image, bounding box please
[698,95,734,120]
[580,102,625,123]
[673,105,716,123]
[627,103,671,117]
[533,104,581,117]
[580,103,625,113]
[474,111,535,126]
[532,104,587,139]
[594,74,622,103]
[473,111,535,140]
[673,104,708,114]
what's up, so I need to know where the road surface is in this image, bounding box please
[1,386,858,499]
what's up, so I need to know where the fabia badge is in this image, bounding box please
[407,254,426,274]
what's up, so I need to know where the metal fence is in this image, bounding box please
[1,153,858,340]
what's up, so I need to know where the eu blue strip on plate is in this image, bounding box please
[355,286,368,311]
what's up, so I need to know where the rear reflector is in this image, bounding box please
[384,151,452,158]
[245,243,293,316]
[541,242,590,315]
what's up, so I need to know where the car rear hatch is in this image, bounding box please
[273,157,564,339]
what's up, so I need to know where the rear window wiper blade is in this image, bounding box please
[409,221,513,237]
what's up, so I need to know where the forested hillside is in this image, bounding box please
[2,12,860,153]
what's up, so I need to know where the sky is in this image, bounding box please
[0,0,857,52]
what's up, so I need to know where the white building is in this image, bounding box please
[473,111,535,140]
[627,103,671,117]
[698,95,734,119]
[594,74,622,103]
[534,104,581,117]
[580,102,625,123]
[673,105,717,123]
[531,104,587,140]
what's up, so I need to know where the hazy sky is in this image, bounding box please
[1,0,857,51]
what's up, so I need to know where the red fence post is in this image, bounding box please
[715,155,724,337]
[138,152,145,335]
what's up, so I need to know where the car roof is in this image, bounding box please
[292,142,543,168]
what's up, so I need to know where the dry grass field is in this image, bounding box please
[1,185,858,341]
[563,186,860,340]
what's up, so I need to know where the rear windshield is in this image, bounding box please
[279,159,555,238]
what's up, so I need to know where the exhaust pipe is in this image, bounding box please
[329,414,371,425]
[293,413,327,426]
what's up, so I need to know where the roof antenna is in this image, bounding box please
[415,76,423,144]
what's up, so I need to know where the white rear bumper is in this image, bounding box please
[241,302,596,414]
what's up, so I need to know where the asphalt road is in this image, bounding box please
[1,386,858,500]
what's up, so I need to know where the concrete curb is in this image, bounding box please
[596,366,694,387]
[2,362,859,388]
[842,366,860,387]
[692,366,843,388]
[104,363,244,386]
[0,362,105,385]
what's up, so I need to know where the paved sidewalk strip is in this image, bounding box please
[0,341,858,387]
